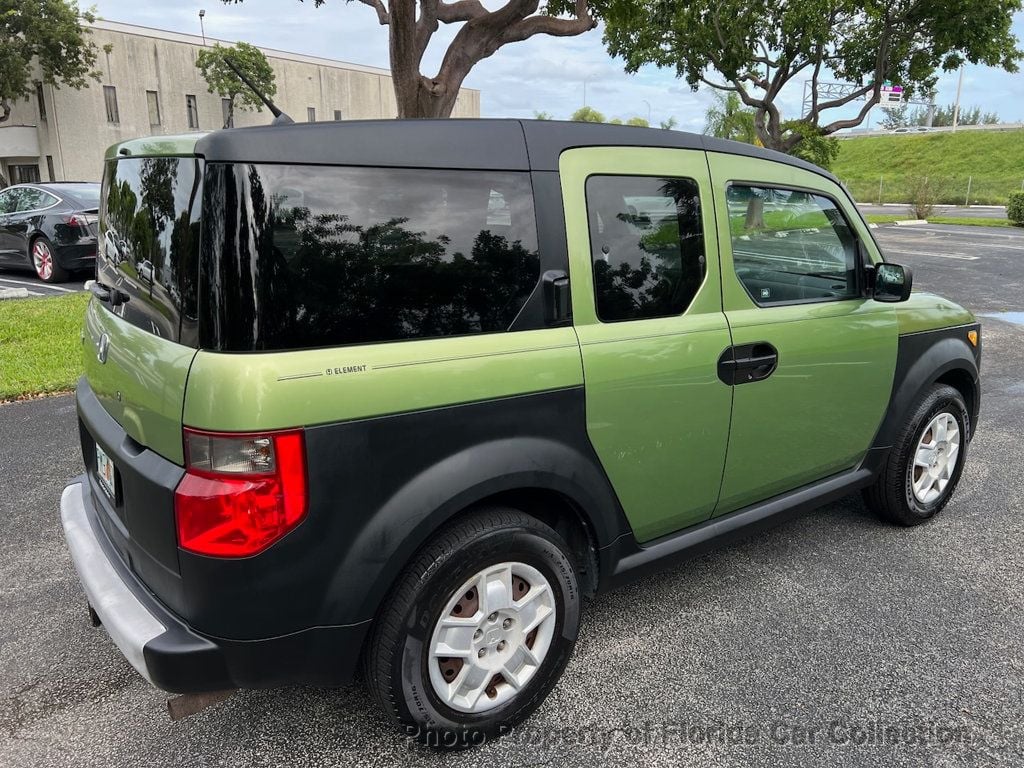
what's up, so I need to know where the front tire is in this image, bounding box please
[31,237,69,283]
[364,508,581,749]
[864,384,970,526]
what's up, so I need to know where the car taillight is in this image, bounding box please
[65,214,86,227]
[174,428,307,557]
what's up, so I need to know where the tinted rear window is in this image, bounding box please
[200,164,541,351]
[61,185,101,208]
[99,158,202,343]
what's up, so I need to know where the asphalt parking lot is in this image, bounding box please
[1,224,1021,767]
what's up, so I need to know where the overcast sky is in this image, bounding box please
[93,0,1024,131]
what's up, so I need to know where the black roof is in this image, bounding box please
[194,119,837,182]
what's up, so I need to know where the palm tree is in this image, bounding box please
[703,92,758,144]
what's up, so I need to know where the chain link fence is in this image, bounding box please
[840,176,1023,207]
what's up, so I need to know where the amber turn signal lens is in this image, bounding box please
[967,330,978,347]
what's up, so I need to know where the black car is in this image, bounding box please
[0,182,100,283]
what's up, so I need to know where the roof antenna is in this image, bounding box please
[221,54,293,125]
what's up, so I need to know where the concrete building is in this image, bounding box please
[0,19,481,185]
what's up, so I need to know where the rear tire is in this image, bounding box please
[31,237,68,283]
[363,508,581,749]
[863,384,970,526]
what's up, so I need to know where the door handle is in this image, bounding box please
[717,342,778,385]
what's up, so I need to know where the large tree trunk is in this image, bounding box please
[393,74,462,118]
[0,99,11,124]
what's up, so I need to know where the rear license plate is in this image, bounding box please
[95,444,116,500]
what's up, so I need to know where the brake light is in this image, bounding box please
[65,214,86,227]
[174,428,307,557]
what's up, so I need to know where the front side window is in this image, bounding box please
[727,185,859,306]
[201,164,542,351]
[585,175,705,322]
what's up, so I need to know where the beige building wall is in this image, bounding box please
[0,19,481,184]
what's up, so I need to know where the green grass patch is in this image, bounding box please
[835,130,1024,205]
[0,292,89,400]
[864,213,1014,228]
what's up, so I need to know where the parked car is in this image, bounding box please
[0,182,100,282]
[61,121,981,748]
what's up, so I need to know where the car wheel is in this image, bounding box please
[863,384,970,526]
[31,237,69,283]
[364,508,581,749]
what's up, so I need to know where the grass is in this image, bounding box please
[0,292,89,400]
[834,129,1024,205]
[864,213,1015,228]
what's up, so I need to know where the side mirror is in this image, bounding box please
[542,270,571,325]
[873,262,913,302]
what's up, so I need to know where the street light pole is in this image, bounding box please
[952,66,964,132]
[642,99,652,124]
[199,9,207,45]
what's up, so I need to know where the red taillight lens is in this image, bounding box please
[174,429,307,557]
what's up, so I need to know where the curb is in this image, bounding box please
[0,287,30,300]
[892,219,929,226]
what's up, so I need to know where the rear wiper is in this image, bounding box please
[85,279,129,307]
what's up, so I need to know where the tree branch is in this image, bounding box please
[357,0,389,25]
[435,0,490,23]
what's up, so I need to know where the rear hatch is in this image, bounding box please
[78,151,203,610]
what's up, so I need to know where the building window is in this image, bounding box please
[11,165,41,184]
[46,156,56,181]
[221,98,234,128]
[35,82,47,121]
[307,107,316,122]
[147,90,161,126]
[186,94,200,129]
[103,86,120,124]
[333,109,342,121]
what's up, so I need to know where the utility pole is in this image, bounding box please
[199,9,207,45]
[952,66,964,132]
[643,99,652,124]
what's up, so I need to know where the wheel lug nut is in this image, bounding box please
[478,648,486,658]
[473,629,482,640]
[488,612,498,622]
[497,641,506,651]
[502,618,513,629]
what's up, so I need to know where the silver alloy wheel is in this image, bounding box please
[428,561,556,714]
[910,411,961,505]
[32,240,54,281]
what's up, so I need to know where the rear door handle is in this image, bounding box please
[717,342,778,385]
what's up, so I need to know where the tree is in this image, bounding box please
[0,1,102,125]
[225,0,597,119]
[625,116,648,127]
[880,104,909,130]
[659,116,678,130]
[571,105,606,122]
[533,110,553,120]
[703,91,757,143]
[196,42,276,128]
[601,0,1023,153]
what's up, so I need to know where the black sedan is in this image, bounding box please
[0,182,100,283]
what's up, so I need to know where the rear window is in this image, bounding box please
[63,185,101,208]
[200,164,541,351]
[98,158,202,343]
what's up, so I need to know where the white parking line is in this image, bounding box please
[882,248,980,261]
[0,277,76,293]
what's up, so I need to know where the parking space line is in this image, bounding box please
[0,277,76,293]
[882,248,980,261]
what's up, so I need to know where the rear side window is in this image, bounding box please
[727,185,859,306]
[201,164,541,351]
[99,157,203,342]
[585,175,705,322]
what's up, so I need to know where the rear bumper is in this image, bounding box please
[60,477,371,693]
[54,242,96,271]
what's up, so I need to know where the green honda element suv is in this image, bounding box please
[61,119,981,747]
